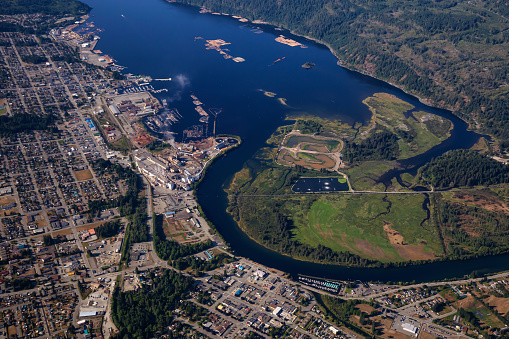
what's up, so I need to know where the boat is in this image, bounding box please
[272,56,286,64]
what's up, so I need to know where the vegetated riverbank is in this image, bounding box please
[225,111,509,269]
[192,135,241,245]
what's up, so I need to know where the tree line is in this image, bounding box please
[0,113,57,135]
[342,130,400,162]
[419,150,509,189]
[153,213,213,262]
[111,269,194,338]
[95,220,121,239]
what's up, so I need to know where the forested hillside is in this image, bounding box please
[0,0,91,15]
[171,0,509,148]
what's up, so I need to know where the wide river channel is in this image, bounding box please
[83,0,509,282]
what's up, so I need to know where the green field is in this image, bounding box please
[291,194,443,262]
[286,135,340,151]
[343,161,397,191]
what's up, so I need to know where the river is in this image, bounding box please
[82,0,509,282]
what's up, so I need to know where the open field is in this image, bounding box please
[53,228,74,237]
[163,218,186,243]
[486,295,509,316]
[74,169,93,181]
[291,193,442,262]
[343,161,397,191]
[76,221,105,232]
[109,135,132,154]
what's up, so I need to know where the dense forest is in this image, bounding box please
[95,220,120,239]
[173,0,509,148]
[0,113,56,135]
[295,120,322,135]
[342,130,399,162]
[419,150,509,189]
[111,269,194,338]
[0,0,91,16]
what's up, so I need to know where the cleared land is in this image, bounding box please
[163,218,186,243]
[486,295,509,316]
[74,169,93,181]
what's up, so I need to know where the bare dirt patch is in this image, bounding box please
[36,218,47,228]
[163,218,186,243]
[355,304,376,314]
[486,295,509,316]
[53,228,73,237]
[133,132,154,147]
[384,223,437,261]
[75,221,105,232]
[418,331,438,339]
[74,169,93,181]
[0,196,15,205]
[383,223,404,245]
[392,243,436,261]
[453,192,509,215]
[190,137,214,151]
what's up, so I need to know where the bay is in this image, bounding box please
[82,0,509,282]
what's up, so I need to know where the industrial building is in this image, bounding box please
[108,104,121,116]
[133,150,173,187]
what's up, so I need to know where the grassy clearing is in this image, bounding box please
[343,161,397,191]
[290,193,442,262]
[109,136,132,154]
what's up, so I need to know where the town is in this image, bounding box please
[0,8,509,339]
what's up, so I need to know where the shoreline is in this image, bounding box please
[168,0,479,134]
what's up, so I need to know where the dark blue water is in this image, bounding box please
[83,0,509,282]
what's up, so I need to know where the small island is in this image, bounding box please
[301,61,315,69]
